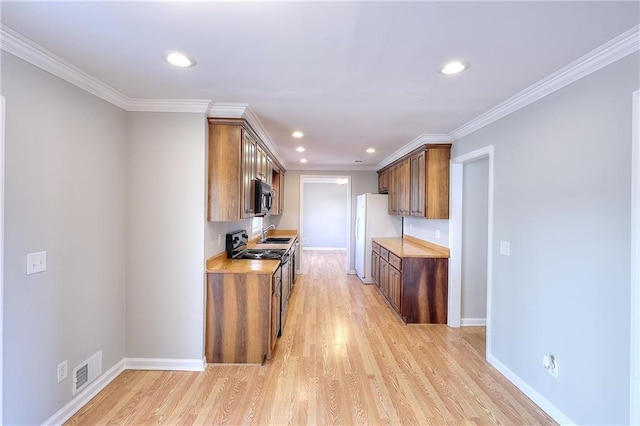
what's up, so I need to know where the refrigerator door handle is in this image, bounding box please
[355,217,359,240]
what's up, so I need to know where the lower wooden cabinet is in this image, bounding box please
[371,241,448,323]
[205,271,275,364]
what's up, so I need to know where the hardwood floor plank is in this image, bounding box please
[66,250,555,425]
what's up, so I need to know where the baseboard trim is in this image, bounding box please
[302,247,347,251]
[487,353,574,425]
[124,357,206,371]
[461,318,486,326]
[41,357,205,425]
[42,359,125,426]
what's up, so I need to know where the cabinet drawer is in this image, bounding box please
[372,242,380,254]
[379,247,389,261]
[388,252,402,271]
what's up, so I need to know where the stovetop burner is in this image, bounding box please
[234,248,287,260]
[225,229,287,260]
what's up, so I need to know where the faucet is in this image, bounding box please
[261,224,276,242]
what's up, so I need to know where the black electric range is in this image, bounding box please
[226,229,288,261]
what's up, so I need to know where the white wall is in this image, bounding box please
[403,217,449,247]
[461,158,489,322]
[126,112,206,360]
[1,52,127,424]
[302,182,348,248]
[451,53,639,424]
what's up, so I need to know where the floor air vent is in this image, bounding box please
[75,364,88,390]
[72,350,102,395]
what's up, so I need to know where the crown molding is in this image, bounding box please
[207,102,249,118]
[1,24,212,113]
[241,105,287,170]
[3,23,638,166]
[126,98,211,113]
[1,24,130,109]
[287,164,378,172]
[207,103,288,169]
[376,133,451,170]
[449,24,640,141]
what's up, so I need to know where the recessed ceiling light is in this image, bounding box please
[296,147,306,153]
[440,60,468,75]
[292,131,304,138]
[300,158,308,163]
[165,52,196,68]
[366,148,375,154]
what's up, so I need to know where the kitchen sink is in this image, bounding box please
[259,237,292,244]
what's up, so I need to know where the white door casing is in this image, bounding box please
[1,95,5,423]
[630,90,639,425]
[448,146,494,360]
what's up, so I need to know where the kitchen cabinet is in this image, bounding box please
[388,165,398,214]
[397,158,410,216]
[409,145,451,219]
[378,168,390,194]
[271,167,285,216]
[371,239,448,324]
[371,243,380,283]
[377,144,451,219]
[205,270,276,363]
[208,118,285,221]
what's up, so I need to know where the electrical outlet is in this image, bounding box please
[435,230,441,239]
[57,360,68,383]
[542,354,558,379]
[499,240,510,256]
[303,238,309,245]
[27,251,47,275]
[217,234,222,246]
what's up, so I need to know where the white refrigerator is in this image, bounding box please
[355,193,402,283]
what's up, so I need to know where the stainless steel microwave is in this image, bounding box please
[253,178,273,216]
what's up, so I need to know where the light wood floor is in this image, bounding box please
[67,250,555,425]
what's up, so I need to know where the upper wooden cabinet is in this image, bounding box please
[378,168,390,193]
[378,144,451,219]
[208,118,285,221]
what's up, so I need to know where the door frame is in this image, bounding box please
[631,90,639,425]
[449,145,494,359]
[299,175,351,273]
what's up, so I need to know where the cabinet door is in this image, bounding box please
[388,165,398,214]
[242,132,257,218]
[389,266,401,310]
[410,150,426,217]
[398,159,411,215]
[371,251,380,284]
[378,170,389,194]
[379,260,389,297]
[426,147,451,219]
[256,146,268,183]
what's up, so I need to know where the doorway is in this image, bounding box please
[449,146,494,360]
[299,175,351,273]
[461,157,489,326]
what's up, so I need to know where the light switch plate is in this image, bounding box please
[499,241,510,256]
[27,251,47,275]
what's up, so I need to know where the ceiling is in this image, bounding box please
[1,1,638,170]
